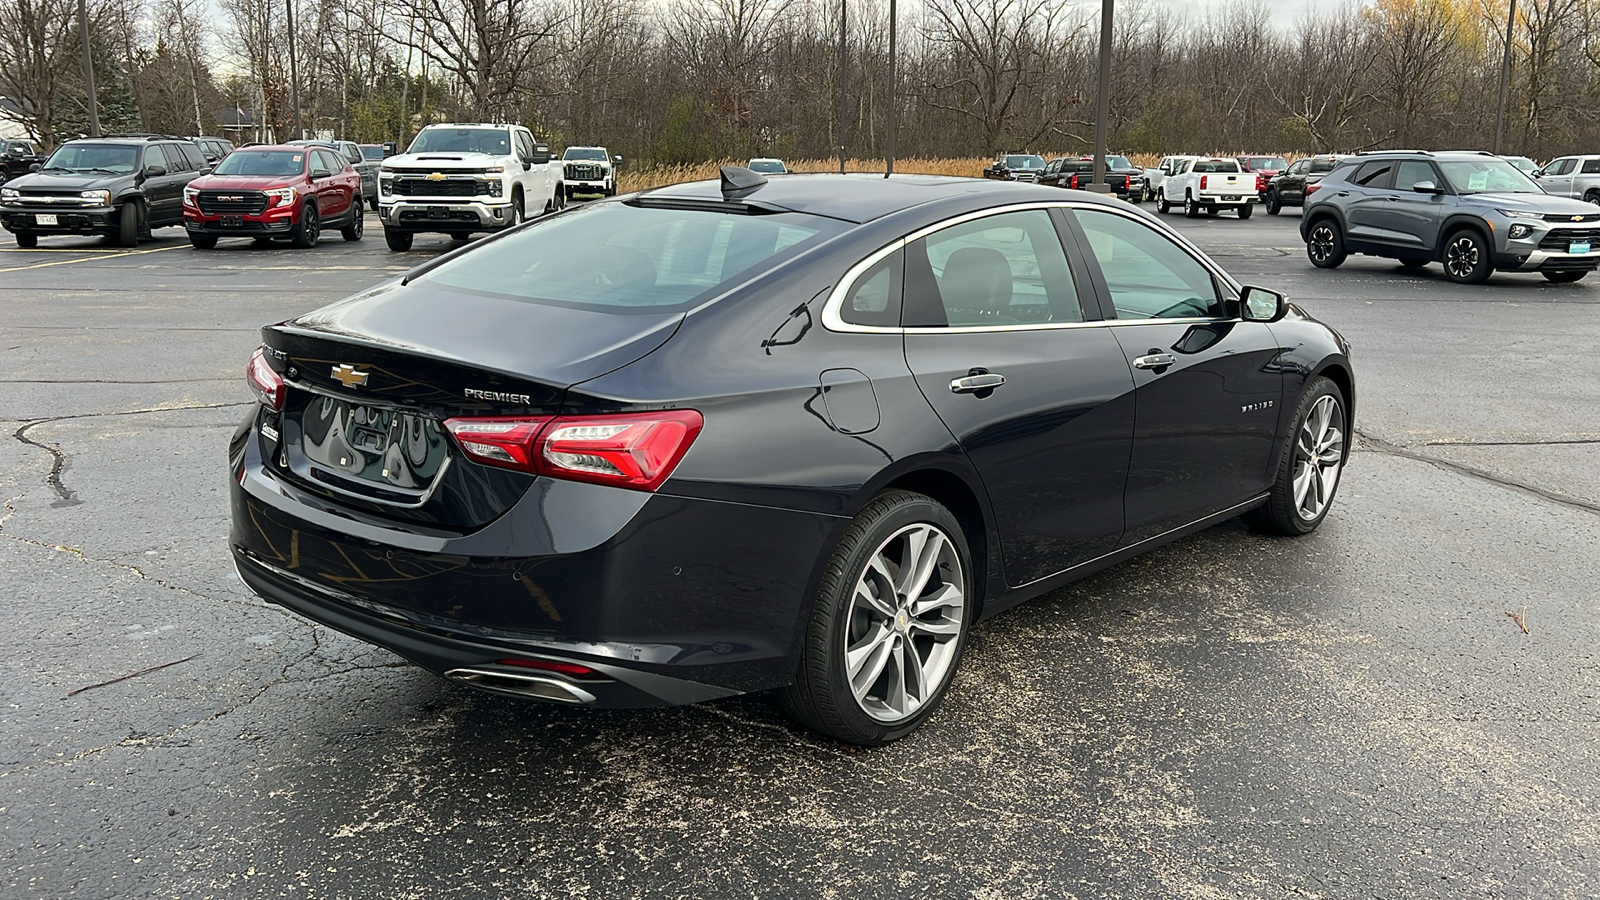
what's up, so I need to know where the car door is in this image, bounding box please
[1341,159,1400,244]
[309,150,344,219]
[1064,205,1285,545]
[1576,158,1600,201]
[1279,160,1307,202]
[146,145,191,224]
[1380,160,1449,251]
[1536,157,1575,198]
[900,206,1136,586]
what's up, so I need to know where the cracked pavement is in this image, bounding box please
[2,213,1598,898]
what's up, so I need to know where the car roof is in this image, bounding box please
[640,173,1127,224]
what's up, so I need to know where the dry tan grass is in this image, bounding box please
[616,151,1297,193]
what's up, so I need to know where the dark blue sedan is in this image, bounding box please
[230,169,1354,745]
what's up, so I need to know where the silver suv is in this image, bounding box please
[1302,151,1600,284]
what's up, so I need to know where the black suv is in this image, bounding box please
[0,135,209,247]
[1301,150,1600,284]
[1265,154,1347,215]
[1,139,45,182]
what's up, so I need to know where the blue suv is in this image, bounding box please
[1300,151,1600,284]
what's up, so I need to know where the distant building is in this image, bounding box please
[0,97,32,141]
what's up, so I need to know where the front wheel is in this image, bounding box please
[383,226,412,252]
[1245,376,1348,536]
[1442,229,1491,284]
[1543,270,1588,283]
[1307,219,1347,268]
[291,203,320,249]
[188,233,217,249]
[1266,191,1282,215]
[778,490,972,746]
[117,201,141,247]
[14,231,38,248]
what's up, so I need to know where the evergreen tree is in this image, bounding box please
[54,27,142,138]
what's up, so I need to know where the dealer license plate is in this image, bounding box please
[1222,195,1240,202]
[1570,241,1591,254]
[427,206,447,219]
[35,213,57,226]
[221,216,244,228]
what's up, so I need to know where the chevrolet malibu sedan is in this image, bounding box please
[230,170,1355,745]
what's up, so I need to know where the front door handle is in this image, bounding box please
[1133,352,1177,370]
[950,371,1007,394]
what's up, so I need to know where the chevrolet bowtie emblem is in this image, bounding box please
[426,172,445,181]
[1575,216,1584,222]
[331,364,369,388]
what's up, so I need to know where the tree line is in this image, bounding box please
[3,0,1599,162]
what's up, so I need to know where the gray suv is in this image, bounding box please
[1302,151,1600,284]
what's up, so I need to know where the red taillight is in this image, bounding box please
[1069,173,1078,189]
[1257,174,1267,191]
[442,416,551,471]
[1201,175,1209,190]
[247,347,285,410]
[443,410,703,492]
[498,658,605,679]
[1305,183,1321,196]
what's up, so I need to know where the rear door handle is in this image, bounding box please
[1133,353,1177,370]
[950,372,1007,394]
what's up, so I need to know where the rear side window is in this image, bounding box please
[159,144,193,172]
[416,204,845,312]
[903,209,1083,328]
[1351,161,1396,189]
[1073,209,1223,321]
[1582,160,1600,174]
[839,249,902,328]
[179,143,207,170]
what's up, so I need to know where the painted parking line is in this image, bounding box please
[0,244,187,273]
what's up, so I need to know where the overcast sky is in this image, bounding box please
[1137,0,1330,28]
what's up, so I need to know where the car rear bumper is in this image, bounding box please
[379,198,513,231]
[228,413,840,705]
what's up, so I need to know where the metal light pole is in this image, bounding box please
[286,0,302,140]
[838,0,847,174]
[1492,0,1517,154]
[77,0,100,137]
[1090,0,1113,193]
[885,0,896,177]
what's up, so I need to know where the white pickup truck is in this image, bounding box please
[377,122,564,251]
[1157,157,1257,219]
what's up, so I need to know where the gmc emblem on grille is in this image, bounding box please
[218,195,244,201]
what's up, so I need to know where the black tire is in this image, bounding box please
[1184,194,1200,218]
[368,194,379,212]
[1306,218,1347,268]
[15,231,38,248]
[1205,207,1219,217]
[1441,228,1491,284]
[450,232,472,242]
[1266,191,1282,215]
[1238,203,1253,220]
[1157,192,1171,214]
[1543,270,1588,283]
[188,233,218,249]
[1399,258,1428,269]
[1244,375,1348,537]
[1585,191,1600,208]
[510,188,525,227]
[383,226,412,251]
[117,201,141,247]
[553,186,566,212]
[777,490,974,746]
[340,202,364,242]
[291,203,320,249]
[605,180,616,197]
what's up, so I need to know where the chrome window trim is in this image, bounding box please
[821,200,1246,335]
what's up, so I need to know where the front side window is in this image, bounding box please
[903,209,1083,328]
[1394,161,1438,191]
[1073,209,1224,320]
[414,203,843,312]
[1544,158,1575,176]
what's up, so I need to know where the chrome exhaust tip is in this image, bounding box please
[444,667,598,704]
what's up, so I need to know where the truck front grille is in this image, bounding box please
[394,178,486,198]
[198,191,269,215]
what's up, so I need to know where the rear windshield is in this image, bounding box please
[1105,155,1132,169]
[414,203,848,313]
[408,128,511,155]
[360,146,385,160]
[213,150,306,177]
[1310,158,1340,173]
[1192,160,1241,173]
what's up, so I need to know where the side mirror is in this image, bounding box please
[144,164,166,177]
[613,155,622,165]
[28,162,41,172]
[1239,285,1286,322]
[531,151,549,165]
[1411,180,1443,195]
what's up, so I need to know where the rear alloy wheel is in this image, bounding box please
[1307,219,1347,268]
[188,233,218,249]
[1245,376,1347,536]
[1543,270,1588,283]
[1266,190,1282,215]
[1184,195,1199,218]
[383,226,412,251]
[779,490,972,746]
[1442,229,1491,284]
[117,201,141,247]
[1586,191,1600,207]
[291,203,320,249]
[340,202,364,241]
[15,231,38,248]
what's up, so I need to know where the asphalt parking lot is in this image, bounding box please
[2,203,1597,899]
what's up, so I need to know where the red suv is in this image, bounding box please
[1236,155,1290,199]
[183,145,363,249]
